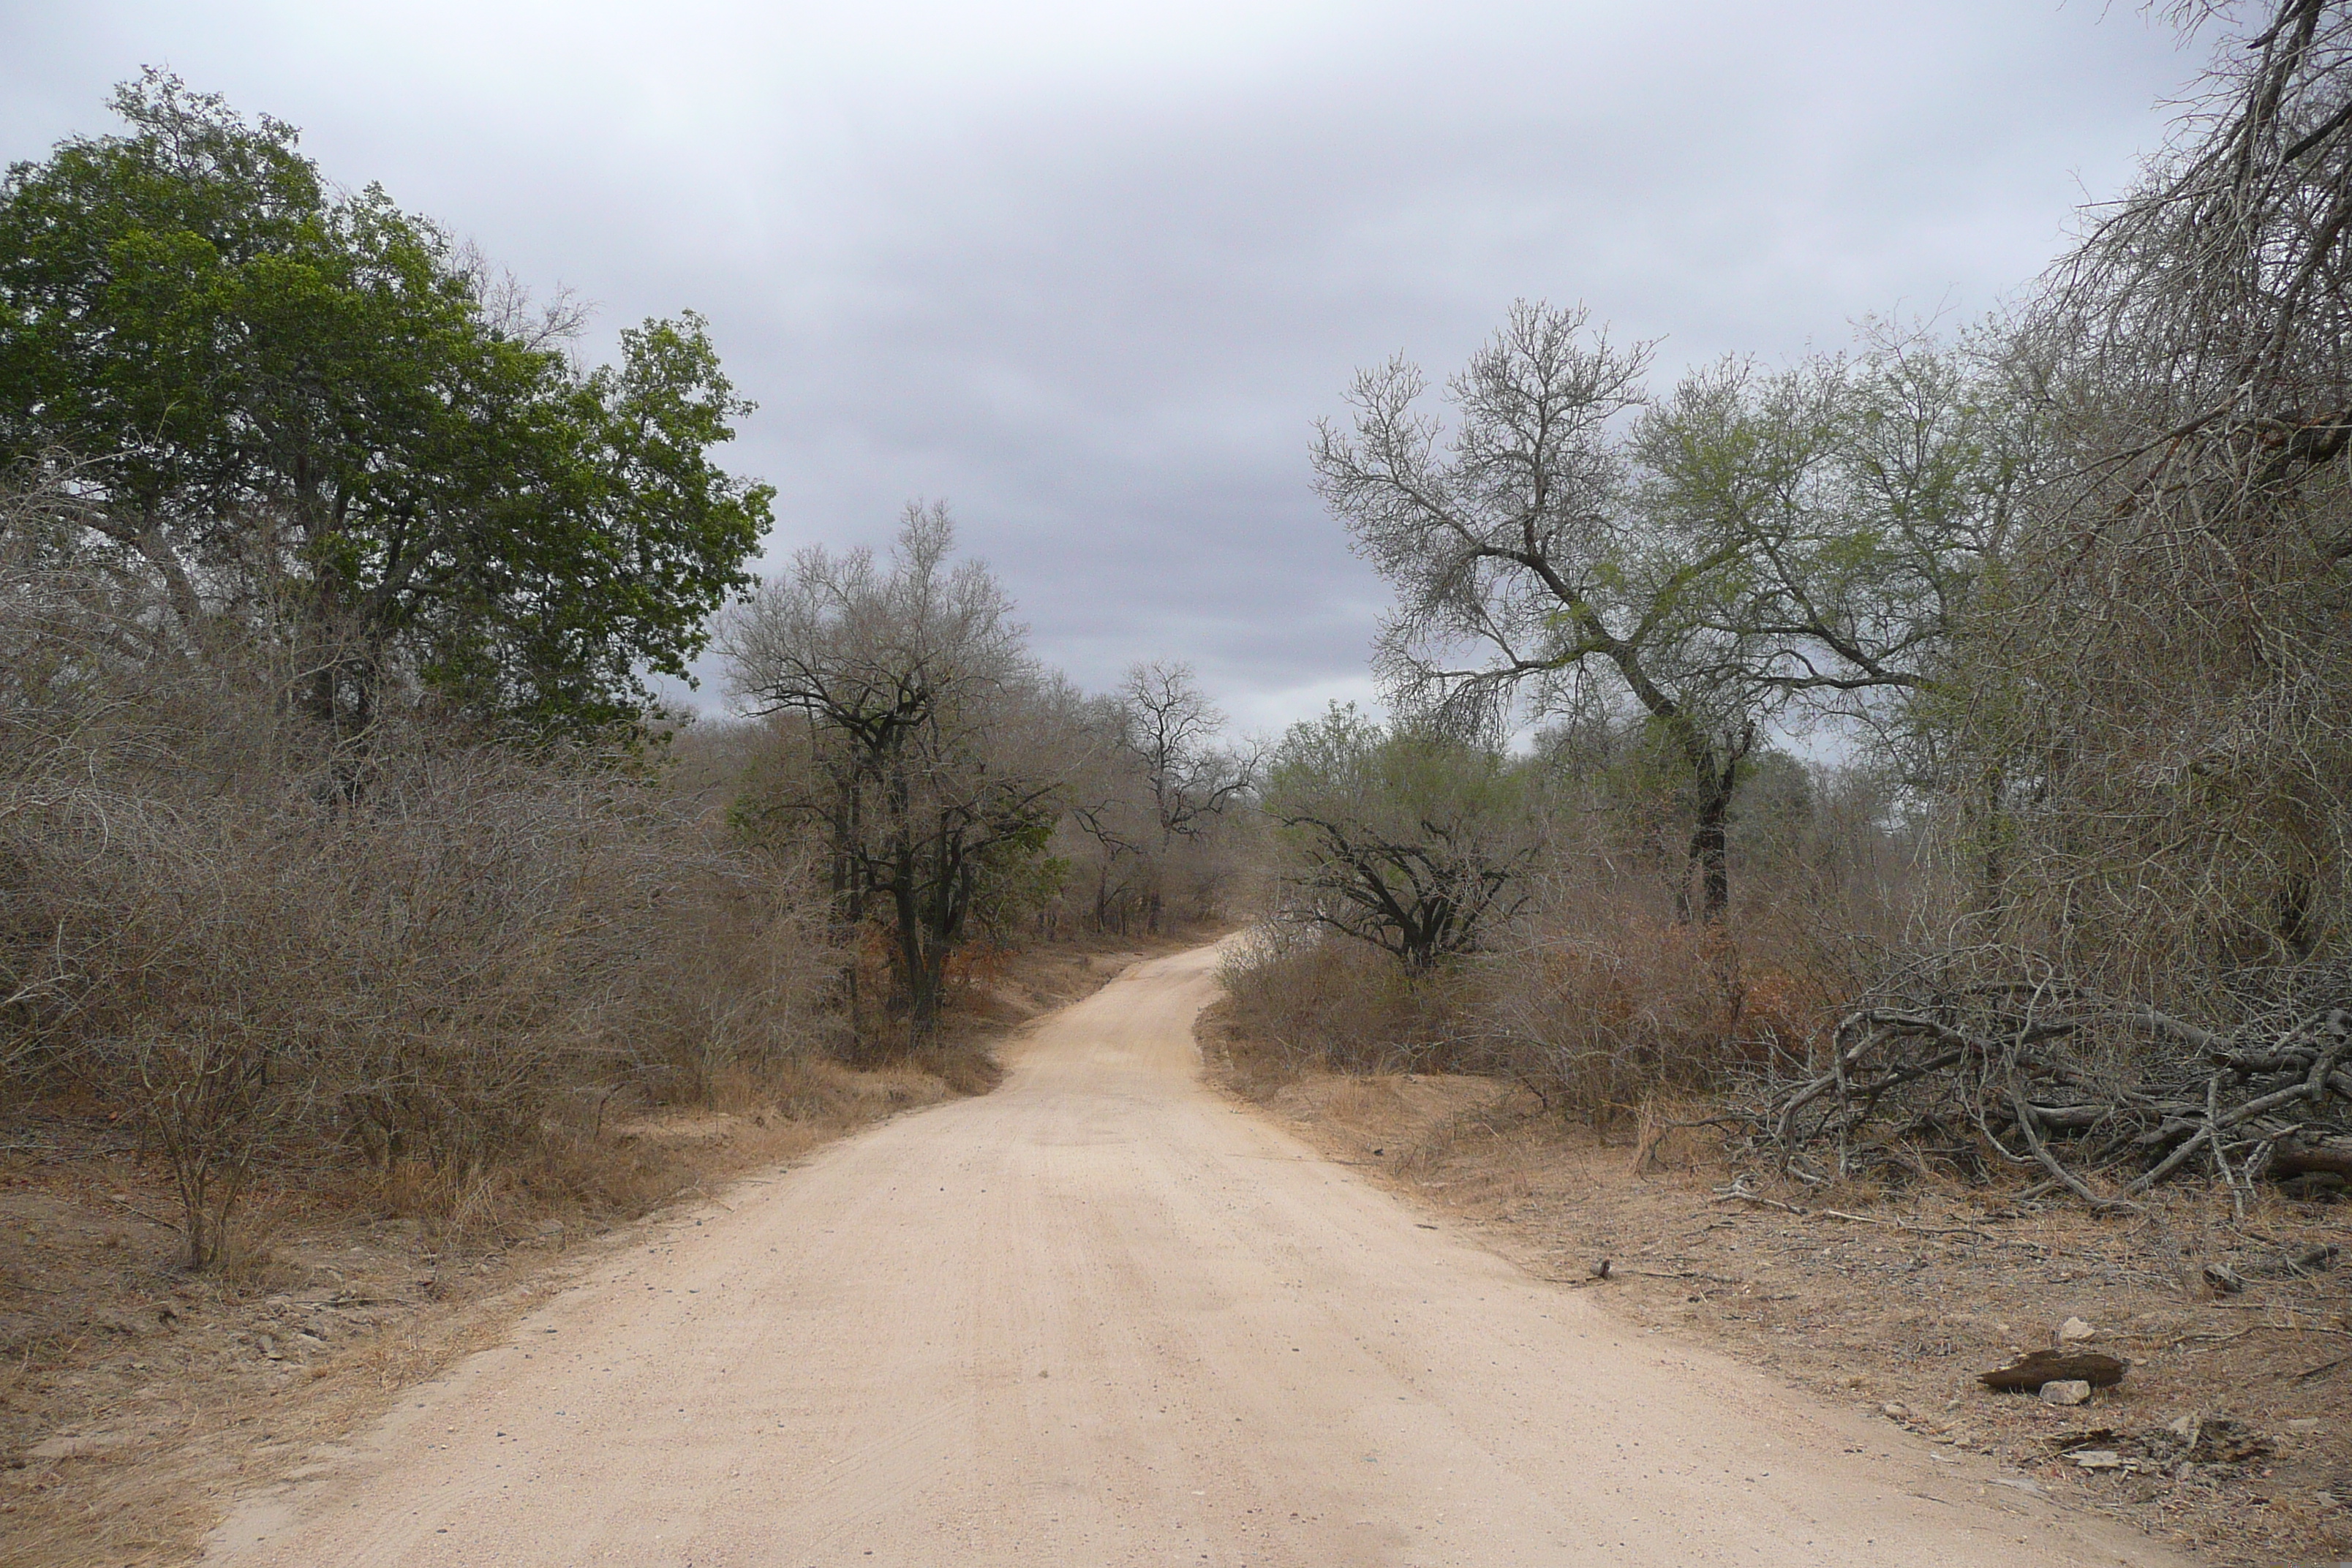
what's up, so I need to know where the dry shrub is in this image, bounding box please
[1219,734,1917,1134]
[0,479,845,1265]
[1216,924,1474,1077]
[1912,4,2352,1019]
[1219,856,1876,1133]
[1215,915,1751,1120]
[1469,835,1880,1127]
[0,718,841,1261]
[1471,919,1755,1125]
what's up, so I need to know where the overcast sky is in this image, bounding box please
[2,1,2200,734]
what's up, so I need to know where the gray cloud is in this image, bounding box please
[3,1,2195,734]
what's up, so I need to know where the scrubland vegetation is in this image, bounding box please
[4,9,2349,1564]
[1229,723,1898,1121]
[0,74,1251,1281]
[6,0,2350,1360]
[13,1,2352,1285]
[1223,1,2352,1210]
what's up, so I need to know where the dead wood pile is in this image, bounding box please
[1748,951,2352,1210]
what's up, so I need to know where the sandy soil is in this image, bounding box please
[0,935,1180,1567]
[1204,1025,2352,1565]
[202,943,2180,1567]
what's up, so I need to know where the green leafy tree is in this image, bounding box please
[0,71,772,737]
[1313,302,1754,920]
[1631,325,2032,723]
[1317,303,2035,921]
[1632,325,2040,905]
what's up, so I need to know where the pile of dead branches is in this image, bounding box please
[1750,949,2352,1210]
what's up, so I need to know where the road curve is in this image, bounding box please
[207,943,2179,1567]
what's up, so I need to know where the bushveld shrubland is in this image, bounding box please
[0,465,847,1264]
[1225,1,2352,1204]
[1226,724,1910,1126]
[0,82,1254,1271]
[0,75,866,1268]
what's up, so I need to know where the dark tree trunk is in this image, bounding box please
[1669,725,1741,925]
[894,878,944,1032]
[1689,780,1731,924]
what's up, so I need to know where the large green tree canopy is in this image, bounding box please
[0,71,773,736]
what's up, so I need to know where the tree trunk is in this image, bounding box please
[894,880,943,1033]
[1689,785,1730,924]
[1674,732,1738,924]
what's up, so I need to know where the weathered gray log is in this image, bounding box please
[1978,1349,2129,1392]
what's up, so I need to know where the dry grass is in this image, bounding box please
[1213,930,1474,1082]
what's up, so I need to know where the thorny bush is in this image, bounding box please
[0,480,840,1266]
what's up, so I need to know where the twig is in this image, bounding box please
[2176,1322,2352,1345]
[102,1194,183,1233]
[1710,1183,2010,1242]
[1535,1268,1743,1287]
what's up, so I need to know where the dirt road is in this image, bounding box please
[206,945,2180,1567]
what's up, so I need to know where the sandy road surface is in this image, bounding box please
[207,945,2181,1567]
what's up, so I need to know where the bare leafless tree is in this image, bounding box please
[1261,705,1539,971]
[721,502,1079,1036]
[1116,661,1256,930]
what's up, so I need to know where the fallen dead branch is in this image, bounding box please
[1710,1179,2032,1246]
[1537,1266,1744,1288]
[1742,949,2352,1208]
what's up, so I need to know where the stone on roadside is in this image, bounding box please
[2056,1316,2095,1343]
[2202,1262,2245,1294]
[2039,1379,2092,1406]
